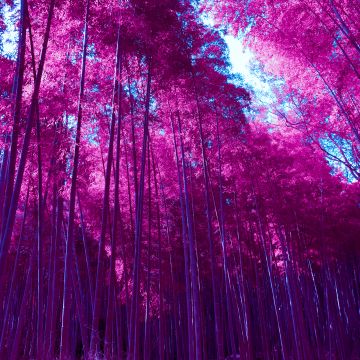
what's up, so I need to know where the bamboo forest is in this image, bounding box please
[0,0,359,359]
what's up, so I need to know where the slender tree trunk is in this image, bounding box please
[60,0,90,357]
[0,0,27,239]
[0,182,29,353]
[195,97,224,359]
[0,143,9,222]
[252,186,286,359]
[156,150,182,360]
[0,0,55,298]
[9,240,37,360]
[215,116,237,357]
[78,194,94,311]
[43,183,57,357]
[90,18,122,356]
[105,27,123,358]
[144,142,152,360]
[128,61,151,360]
[177,111,202,359]
[170,114,194,360]
[127,73,139,209]
[49,187,63,358]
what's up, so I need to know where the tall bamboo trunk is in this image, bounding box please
[170,114,194,360]
[150,146,165,360]
[195,96,224,359]
[105,29,123,358]
[60,0,90,357]
[143,142,152,360]
[177,112,202,359]
[90,45,119,359]
[252,187,286,359]
[0,0,55,280]
[156,152,183,359]
[0,183,29,353]
[0,0,27,239]
[128,61,151,360]
[215,116,237,357]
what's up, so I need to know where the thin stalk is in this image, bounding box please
[60,0,90,357]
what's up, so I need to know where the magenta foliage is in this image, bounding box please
[0,0,359,359]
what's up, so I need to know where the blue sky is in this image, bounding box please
[1,1,18,60]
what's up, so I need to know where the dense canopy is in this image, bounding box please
[0,0,359,359]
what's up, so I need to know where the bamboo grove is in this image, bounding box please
[0,0,360,359]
